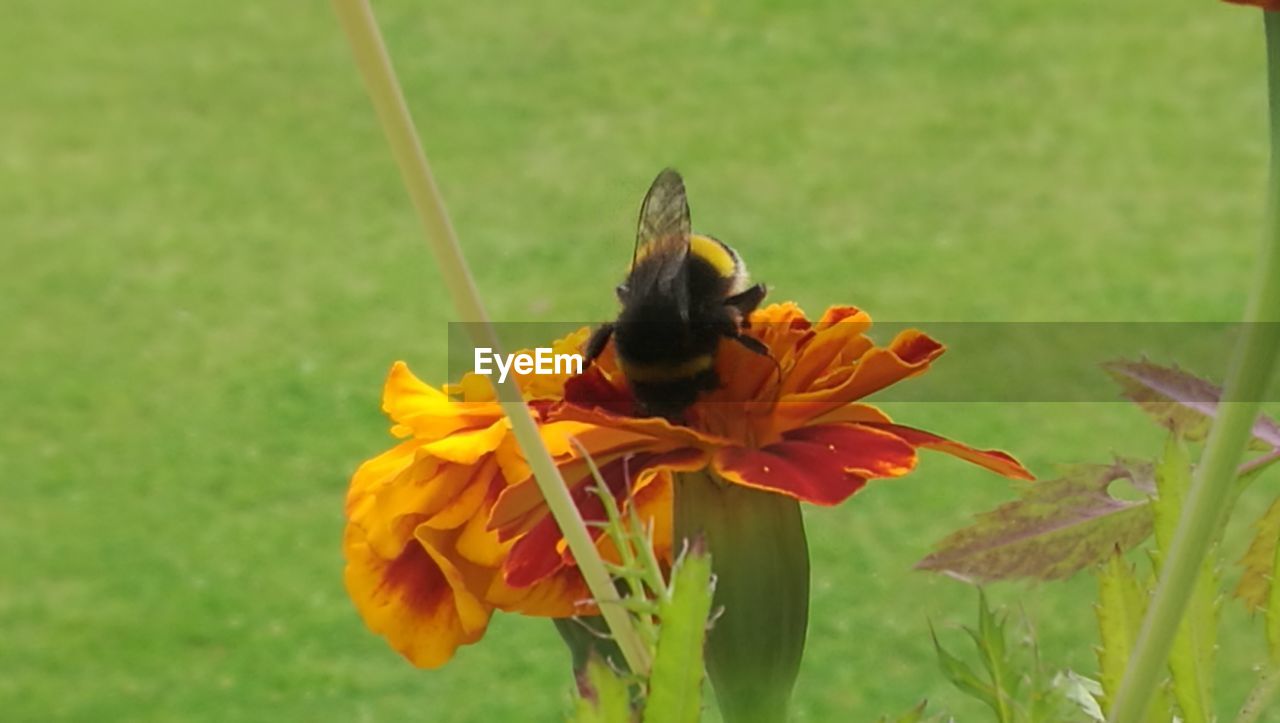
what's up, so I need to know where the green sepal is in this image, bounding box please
[673,470,809,723]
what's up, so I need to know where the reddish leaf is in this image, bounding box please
[918,460,1155,582]
[1234,496,1280,612]
[1104,360,1280,448]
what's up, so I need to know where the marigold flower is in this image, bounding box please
[343,334,672,668]
[489,303,1033,589]
[343,304,1031,673]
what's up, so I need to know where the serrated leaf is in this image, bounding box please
[1234,495,1280,661]
[1168,564,1219,723]
[930,623,1000,715]
[1151,436,1191,556]
[1272,528,1280,663]
[572,656,635,723]
[1105,359,1280,449]
[642,544,714,723]
[1095,548,1146,706]
[1093,548,1169,722]
[1151,436,1217,723]
[969,590,1019,707]
[918,460,1155,582]
[1235,496,1280,612]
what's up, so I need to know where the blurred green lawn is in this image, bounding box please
[3,1,1279,720]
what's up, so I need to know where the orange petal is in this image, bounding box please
[455,500,512,567]
[781,309,873,396]
[865,423,1035,480]
[419,419,509,464]
[502,448,706,588]
[423,466,493,530]
[749,301,810,326]
[813,305,868,329]
[779,402,892,432]
[713,423,916,505]
[552,403,732,449]
[383,362,500,439]
[365,457,496,558]
[488,426,673,534]
[784,330,945,410]
[346,438,420,514]
[486,565,591,617]
[710,333,785,403]
[343,523,493,669]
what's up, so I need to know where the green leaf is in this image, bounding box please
[1105,359,1280,449]
[930,623,1000,715]
[1151,436,1191,555]
[1272,525,1280,665]
[966,590,1020,708]
[1234,495,1280,661]
[571,656,635,723]
[642,542,714,723]
[1093,548,1169,722]
[918,460,1155,582]
[1094,548,1146,707]
[1234,495,1280,613]
[1151,436,1217,723]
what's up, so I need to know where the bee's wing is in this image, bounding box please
[635,168,691,264]
[627,169,692,307]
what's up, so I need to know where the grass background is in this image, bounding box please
[3,0,1279,720]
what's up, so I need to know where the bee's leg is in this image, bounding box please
[583,323,615,365]
[730,333,770,357]
[724,283,767,327]
[729,331,783,393]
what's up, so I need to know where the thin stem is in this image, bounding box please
[1107,11,1280,723]
[1235,665,1280,723]
[573,439,659,646]
[330,0,650,675]
[1238,446,1280,478]
[630,504,669,599]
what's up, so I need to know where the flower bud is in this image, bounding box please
[674,470,809,723]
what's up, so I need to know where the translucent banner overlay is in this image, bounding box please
[445,322,1280,403]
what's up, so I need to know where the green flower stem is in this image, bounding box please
[575,438,659,646]
[330,0,650,676]
[1107,12,1280,723]
[1236,665,1280,723]
[1237,446,1280,478]
[674,471,809,723]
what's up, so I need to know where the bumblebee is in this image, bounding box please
[584,169,770,419]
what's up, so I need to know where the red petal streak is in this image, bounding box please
[380,538,450,615]
[502,449,703,588]
[563,366,633,415]
[867,423,1034,480]
[714,423,916,505]
[489,425,675,536]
